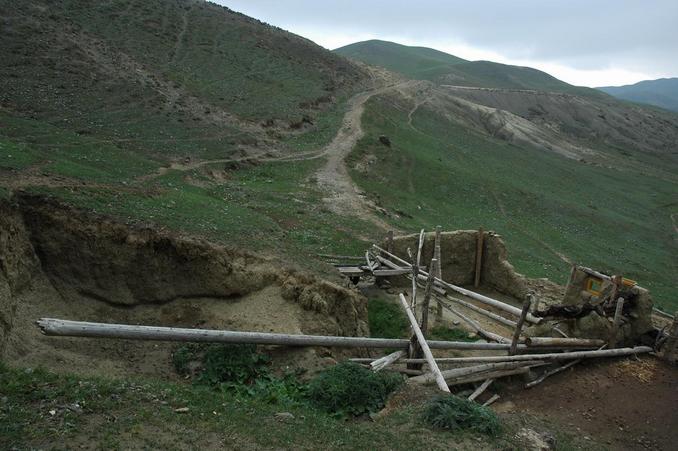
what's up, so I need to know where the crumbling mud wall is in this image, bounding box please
[0,194,368,376]
[553,267,654,345]
[387,231,528,300]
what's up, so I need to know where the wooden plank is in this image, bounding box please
[438,297,510,343]
[510,296,532,355]
[317,254,364,260]
[474,227,484,288]
[446,294,517,328]
[410,361,542,385]
[398,294,450,392]
[482,394,500,407]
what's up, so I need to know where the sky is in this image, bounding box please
[215,0,678,87]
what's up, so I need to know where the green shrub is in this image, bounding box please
[172,344,270,386]
[368,298,409,338]
[423,395,502,436]
[307,362,403,416]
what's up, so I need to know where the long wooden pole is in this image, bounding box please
[398,294,450,392]
[474,227,484,288]
[373,245,541,323]
[525,337,605,348]
[36,318,525,350]
[446,295,517,328]
[370,350,406,372]
[438,297,510,343]
[410,361,542,385]
[355,346,652,364]
[468,378,494,401]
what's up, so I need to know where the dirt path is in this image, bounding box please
[315,80,423,231]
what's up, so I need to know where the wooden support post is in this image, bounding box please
[434,226,443,322]
[661,313,678,364]
[609,297,625,348]
[408,264,435,372]
[398,294,450,393]
[474,227,485,288]
[510,295,532,355]
[386,230,394,254]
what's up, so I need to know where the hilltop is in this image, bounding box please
[598,77,678,112]
[335,39,604,98]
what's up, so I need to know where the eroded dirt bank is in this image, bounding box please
[0,194,368,378]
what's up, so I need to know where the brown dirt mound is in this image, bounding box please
[0,194,368,378]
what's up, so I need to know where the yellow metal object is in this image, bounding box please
[585,277,603,296]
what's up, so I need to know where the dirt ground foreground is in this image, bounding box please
[0,194,368,378]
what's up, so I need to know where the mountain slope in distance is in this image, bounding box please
[597,78,678,112]
[335,39,604,98]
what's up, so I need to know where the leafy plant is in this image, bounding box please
[422,395,502,436]
[368,298,409,338]
[172,344,270,386]
[307,362,403,416]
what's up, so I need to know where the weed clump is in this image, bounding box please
[307,362,403,416]
[422,395,502,436]
[368,298,408,338]
[172,344,269,386]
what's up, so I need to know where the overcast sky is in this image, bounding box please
[215,0,677,87]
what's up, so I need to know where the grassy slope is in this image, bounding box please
[348,94,678,310]
[336,40,606,99]
[0,0,365,160]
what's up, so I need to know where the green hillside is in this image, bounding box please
[335,40,605,97]
[347,92,678,310]
[0,0,367,161]
[598,77,678,112]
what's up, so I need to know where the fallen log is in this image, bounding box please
[438,298,510,344]
[36,318,529,350]
[398,294,450,392]
[525,337,605,348]
[370,350,406,372]
[373,244,540,323]
[446,295,517,328]
[468,379,494,401]
[482,394,500,407]
[448,367,534,387]
[409,361,542,385]
[389,346,654,364]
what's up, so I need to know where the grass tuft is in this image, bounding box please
[422,395,502,436]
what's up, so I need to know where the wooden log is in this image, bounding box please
[338,267,365,275]
[317,254,364,260]
[410,361,542,385]
[365,251,379,271]
[36,318,526,350]
[446,295,517,328]
[370,350,406,372]
[468,379,494,401]
[450,368,532,387]
[525,337,605,348]
[438,298,510,343]
[372,269,412,276]
[578,265,612,281]
[373,244,540,323]
[474,227,484,288]
[398,294,450,392]
[420,259,436,336]
[482,394,500,407]
[525,344,606,388]
[510,296,532,355]
[394,346,654,364]
[434,226,443,322]
[653,308,675,320]
[609,297,625,348]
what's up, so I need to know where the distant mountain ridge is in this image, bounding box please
[335,39,605,98]
[597,78,678,112]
